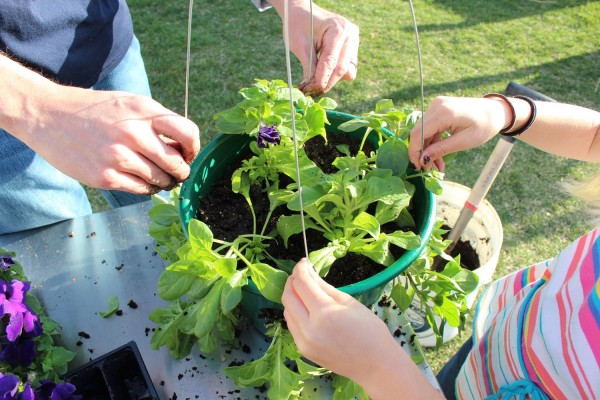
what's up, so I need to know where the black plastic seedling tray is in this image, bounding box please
[63,341,159,399]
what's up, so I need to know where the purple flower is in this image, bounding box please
[257,124,280,148]
[35,381,80,400]
[0,279,42,341]
[16,383,34,400]
[0,255,14,271]
[0,373,19,399]
[0,337,37,367]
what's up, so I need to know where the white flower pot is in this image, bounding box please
[409,181,503,347]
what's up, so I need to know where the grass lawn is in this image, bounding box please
[91,0,599,374]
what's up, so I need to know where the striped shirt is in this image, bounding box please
[455,228,600,399]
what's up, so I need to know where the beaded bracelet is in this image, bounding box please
[506,95,537,136]
[483,93,516,134]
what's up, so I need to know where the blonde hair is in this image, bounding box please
[565,171,600,224]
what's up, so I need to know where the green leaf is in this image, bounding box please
[424,176,444,195]
[318,96,338,110]
[249,263,288,303]
[221,270,247,313]
[224,356,272,387]
[188,219,215,253]
[349,212,380,238]
[188,280,224,338]
[212,257,238,278]
[166,259,218,279]
[286,186,325,211]
[350,238,393,266]
[337,118,369,133]
[157,270,197,300]
[376,139,409,177]
[390,282,413,311]
[386,230,421,250]
[374,98,396,112]
[99,295,119,318]
[359,176,409,209]
[215,108,246,134]
[332,374,370,400]
[435,296,461,327]
[276,215,305,247]
[148,203,180,226]
[309,245,341,276]
[226,325,306,399]
[41,346,76,373]
[295,358,329,378]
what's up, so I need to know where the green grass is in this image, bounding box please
[90,0,599,373]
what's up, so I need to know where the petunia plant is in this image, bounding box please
[0,251,79,400]
[147,79,478,399]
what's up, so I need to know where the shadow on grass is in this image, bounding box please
[346,50,600,113]
[405,0,594,32]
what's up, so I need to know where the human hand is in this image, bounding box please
[26,87,200,194]
[270,0,360,96]
[408,96,509,171]
[282,259,401,383]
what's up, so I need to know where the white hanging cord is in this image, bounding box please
[283,0,310,260]
[308,1,314,82]
[408,0,425,157]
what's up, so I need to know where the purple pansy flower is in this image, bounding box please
[257,124,280,148]
[0,255,14,271]
[35,381,80,400]
[16,382,34,400]
[0,279,42,341]
[0,337,37,367]
[0,373,19,399]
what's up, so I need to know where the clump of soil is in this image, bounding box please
[437,224,480,271]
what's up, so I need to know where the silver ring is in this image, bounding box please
[349,58,358,68]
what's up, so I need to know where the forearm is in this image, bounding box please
[266,0,323,16]
[351,337,444,400]
[0,53,56,141]
[501,97,600,162]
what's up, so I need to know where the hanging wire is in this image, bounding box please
[184,0,194,123]
[283,0,310,260]
[408,0,426,158]
[308,1,314,82]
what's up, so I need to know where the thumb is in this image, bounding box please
[297,48,318,91]
[305,262,354,303]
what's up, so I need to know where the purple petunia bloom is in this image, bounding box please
[0,337,37,367]
[35,381,80,400]
[257,124,280,148]
[16,382,34,400]
[0,255,14,271]
[0,279,42,341]
[0,373,19,399]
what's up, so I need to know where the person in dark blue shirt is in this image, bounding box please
[0,0,359,234]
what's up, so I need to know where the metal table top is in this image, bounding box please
[0,202,439,399]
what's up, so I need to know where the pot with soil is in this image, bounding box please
[179,110,436,332]
[407,180,503,347]
[147,79,475,398]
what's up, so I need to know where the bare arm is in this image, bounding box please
[282,259,444,400]
[0,52,200,194]
[509,98,600,161]
[407,96,600,171]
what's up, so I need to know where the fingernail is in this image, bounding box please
[422,155,431,165]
